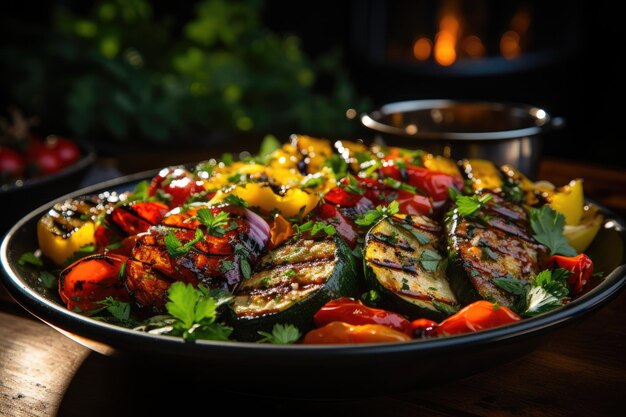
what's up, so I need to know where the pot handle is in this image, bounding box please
[549,116,566,130]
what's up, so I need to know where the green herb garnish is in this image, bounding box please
[18,251,43,267]
[383,177,417,194]
[196,208,233,237]
[529,206,577,256]
[455,194,493,217]
[355,200,400,227]
[164,282,233,341]
[223,194,249,207]
[419,249,442,272]
[257,323,301,344]
[165,229,204,258]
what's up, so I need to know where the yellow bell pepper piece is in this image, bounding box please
[549,179,584,226]
[461,159,503,191]
[422,154,462,177]
[37,219,96,266]
[210,183,320,218]
[203,162,266,191]
[500,164,535,191]
[293,135,333,173]
[563,204,603,252]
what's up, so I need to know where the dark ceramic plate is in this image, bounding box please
[0,140,96,234]
[1,171,625,398]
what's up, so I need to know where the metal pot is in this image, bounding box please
[360,100,564,178]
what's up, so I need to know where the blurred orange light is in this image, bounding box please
[413,37,433,61]
[500,30,521,59]
[434,31,456,66]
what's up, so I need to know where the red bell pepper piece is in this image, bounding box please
[317,204,360,248]
[428,300,521,337]
[313,297,410,332]
[303,322,411,344]
[546,253,594,295]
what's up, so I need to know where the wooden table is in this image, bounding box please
[1,157,625,417]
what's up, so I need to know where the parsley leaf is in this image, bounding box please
[455,194,493,217]
[257,134,282,163]
[432,300,460,316]
[218,259,235,273]
[300,175,324,189]
[383,177,417,194]
[493,269,571,317]
[164,282,233,341]
[355,200,400,227]
[257,323,301,344]
[165,229,204,258]
[419,249,442,272]
[360,289,380,306]
[221,153,234,166]
[493,275,527,296]
[294,221,336,237]
[126,180,150,202]
[339,174,365,195]
[196,208,232,237]
[98,296,133,324]
[525,269,571,316]
[234,243,252,279]
[529,206,577,256]
[18,251,43,267]
[324,154,348,179]
[223,194,249,207]
[38,271,57,289]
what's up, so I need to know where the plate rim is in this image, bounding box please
[2,169,626,356]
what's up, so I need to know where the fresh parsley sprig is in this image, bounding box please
[294,220,336,237]
[164,282,233,341]
[223,194,249,207]
[165,229,204,258]
[455,194,493,217]
[529,206,577,256]
[493,268,572,317]
[195,208,236,237]
[355,200,400,227]
[339,174,365,195]
[257,323,301,344]
[383,177,417,194]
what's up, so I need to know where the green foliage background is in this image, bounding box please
[0,0,368,144]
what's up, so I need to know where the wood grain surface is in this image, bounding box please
[1,157,624,417]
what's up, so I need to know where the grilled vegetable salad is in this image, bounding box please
[24,135,602,344]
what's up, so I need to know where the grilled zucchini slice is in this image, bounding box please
[364,214,457,320]
[445,193,549,308]
[230,234,358,341]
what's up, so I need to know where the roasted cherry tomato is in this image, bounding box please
[46,136,81,167]
[27,145,63,176]
[314,298,410,332]
[317,204,359,248]
[429,300,521,337]
[149,166,205,207]
[59,253,130,311]
[0,147,25,179]
[303,321,411,344]
[546,253,594,295]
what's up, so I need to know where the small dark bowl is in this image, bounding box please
[0,140,96,234]
[1,171,625,398]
